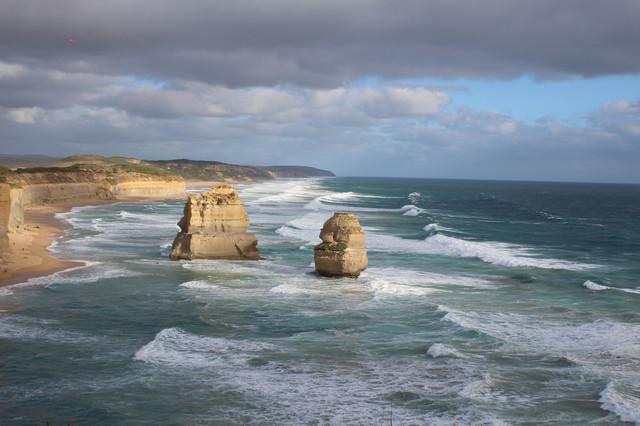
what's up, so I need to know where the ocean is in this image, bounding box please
[1,177,639,425]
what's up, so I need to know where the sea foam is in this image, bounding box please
[427,343,465,359]
[134,327,276,368]
[179,280,221,290]
[599,382,640,424]
[583,280,640,294]
[278,213,596,270]
[438,305,640,378]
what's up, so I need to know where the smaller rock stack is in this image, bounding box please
[170,184,260,260]
[314,212,368,278]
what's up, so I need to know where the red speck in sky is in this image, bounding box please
[68,37,75,44]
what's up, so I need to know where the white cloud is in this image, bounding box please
[0,61,639,182]
[5,107,41,124]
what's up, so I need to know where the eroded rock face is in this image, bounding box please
[170,184,260,260]
[314,212,368,278]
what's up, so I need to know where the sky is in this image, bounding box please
[1,1,639,182]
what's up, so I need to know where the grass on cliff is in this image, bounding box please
[0,166,13,183]
[13,163,177,178]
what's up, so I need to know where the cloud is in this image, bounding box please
[591,98,640,136]
[1,0,639,87]
[0,61,124,109]
[0,2,639,182]
[1,70,638,182]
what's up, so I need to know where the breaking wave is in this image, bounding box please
[133,327,277,368]
[277,213,597,270]
[599,382,640,424]
[400,204,426,216]
[583,280,640,294]
[427,343,465,359]
[179,280,221,290]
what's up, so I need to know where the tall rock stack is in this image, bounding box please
[314,213,368,278]
[170,184,260,260]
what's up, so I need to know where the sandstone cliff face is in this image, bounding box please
[0,184,24,236]
[314,213,368,278]
[0,167,186,239]
[170,184,260,260]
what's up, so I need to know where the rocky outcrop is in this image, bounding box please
[314,213,368,278]
[170,184,260,260]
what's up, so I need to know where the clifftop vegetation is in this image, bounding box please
[0,155,335,182]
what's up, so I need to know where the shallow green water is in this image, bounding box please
[1,177,639,425]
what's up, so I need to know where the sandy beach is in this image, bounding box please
[0,199,115,287]
[0,181,226,288]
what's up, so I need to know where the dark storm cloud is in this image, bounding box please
[1,0,639,86]
[0,62,124,109]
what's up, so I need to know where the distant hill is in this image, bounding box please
[146,159,272,182]
[0,155,334,181]
[264,166,335,177]
[0,155,60,168]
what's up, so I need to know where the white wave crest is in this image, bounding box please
[583,280,640,294]
[408,192,422,204]
[179,280,221,290]
[400,205,426,216]
[8,262,100,289]
[304,191,406,214]
[424,223,439,234]
[427,343,465,359]
[599,382,640,424]
[368,279,438,297]
[278,213,595,270]
[417,234,597,270]
[583,280,609,291]
[438,305,640,377]
[0,287,15,297]
[365,267,496,289]
[134,327,276,368]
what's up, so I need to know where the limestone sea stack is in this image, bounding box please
[314,213,368,278]
[170,184,260,260]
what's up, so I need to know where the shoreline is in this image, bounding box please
[0,199,113,287]
[0,180,227,288]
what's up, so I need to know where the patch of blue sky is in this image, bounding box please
[349,74,640,125]
[113,75,167,90]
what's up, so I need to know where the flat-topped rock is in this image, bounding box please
[314,213,368,278]
[170,184,260,260]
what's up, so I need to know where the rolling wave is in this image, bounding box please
[277,213,597,271]
[583,280,640,294]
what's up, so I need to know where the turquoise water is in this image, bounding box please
[1,177,639,425]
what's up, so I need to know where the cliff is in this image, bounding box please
[0,164,185,236]
[170,184,260,260]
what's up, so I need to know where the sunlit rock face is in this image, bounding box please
[170,184,260,260]
[314,212,368,278]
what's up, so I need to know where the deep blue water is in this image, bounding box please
[1,177,639,425]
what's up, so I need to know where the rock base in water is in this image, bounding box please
[314,212,368,278]
[170,184,260,260]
